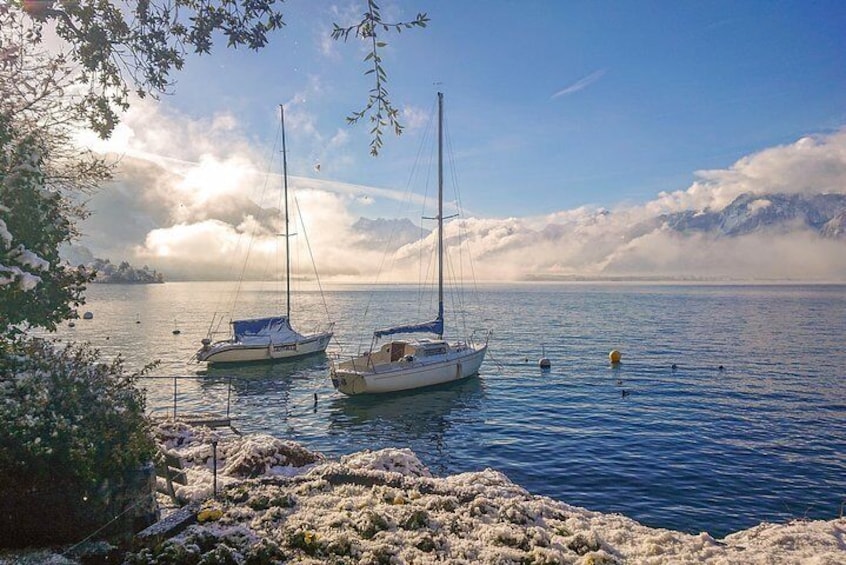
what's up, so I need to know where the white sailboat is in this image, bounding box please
[197,105,334,365]
[330,92,488,395]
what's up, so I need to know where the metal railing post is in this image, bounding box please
[212,438,218,498]
[226,376,232,419]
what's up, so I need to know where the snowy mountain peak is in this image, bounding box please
[662,193,846,238]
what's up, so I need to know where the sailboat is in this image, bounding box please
[330,92,488,395]
[196,105,334,365]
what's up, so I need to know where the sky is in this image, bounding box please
[66,0,846,281]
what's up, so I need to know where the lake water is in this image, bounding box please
[52,281,846,538]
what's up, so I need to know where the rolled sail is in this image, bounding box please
[373,317,443,339]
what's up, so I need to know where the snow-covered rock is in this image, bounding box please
[135,422,846,564]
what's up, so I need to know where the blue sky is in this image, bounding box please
[157,0,846,218]
[69,1,846,281]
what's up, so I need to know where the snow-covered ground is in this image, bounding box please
[131,421,845,564]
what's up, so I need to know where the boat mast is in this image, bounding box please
[437,92,444,337]
[280,104,291,320]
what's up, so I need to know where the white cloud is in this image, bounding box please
[76,98,846,283]
[649,130,846,214]
[551,69,607,99]
[401,105,430,132]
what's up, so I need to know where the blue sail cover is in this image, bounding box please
[233,316,303,344]
[373,317,443,339]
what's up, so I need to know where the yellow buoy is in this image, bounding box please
[609,350,622,364]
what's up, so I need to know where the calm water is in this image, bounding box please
[51,281,846,537]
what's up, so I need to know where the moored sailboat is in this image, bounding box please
[330,92,488,395]
[197,105,334,365]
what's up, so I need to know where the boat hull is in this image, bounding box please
[331,345,487,395]
[198,331,333,365]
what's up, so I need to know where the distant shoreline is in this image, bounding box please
[144,278,846,286]
[91,278,165,284]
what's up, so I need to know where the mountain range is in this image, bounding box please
[658,193,846,238]
[351,217,423,249]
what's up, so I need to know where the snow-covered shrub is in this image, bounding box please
[0,114,94,338]
[0,337,158,545]
[0,337,156,489]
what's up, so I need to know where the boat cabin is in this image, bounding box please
[354,339,451,366]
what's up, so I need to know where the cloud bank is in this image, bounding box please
[76,102,846,282]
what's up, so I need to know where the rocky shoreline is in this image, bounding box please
[3,421,844,564]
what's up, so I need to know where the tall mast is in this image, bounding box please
[437,92,444,337]
[280,104,291,320]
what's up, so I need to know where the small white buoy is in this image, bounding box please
[82,311,93,320]
[609,349,622,364]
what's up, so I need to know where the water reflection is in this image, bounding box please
[197,354,331,394]
[325,377,486,474]
[190,354,332,428]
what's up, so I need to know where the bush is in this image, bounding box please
[0,337,156,486]
[0,336,158,546]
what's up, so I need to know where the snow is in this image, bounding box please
[0,222,48,291]
[0,264,42,290]
[11,245,49,271]
[144,421,846,564]
[0,219,11,247]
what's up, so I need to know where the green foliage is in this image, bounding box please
[332,0,429,156]
[13,1,428,153]
[19,0,286,139]
[0,337,157,490]
[0,114,95,336]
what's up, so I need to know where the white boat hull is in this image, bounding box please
[198,331,332,365]
[331,94,489,397]
[331,344,486,395]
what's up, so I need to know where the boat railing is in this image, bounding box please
[329,349,380,374]
[204,311,233,339]
[470,328,493,347]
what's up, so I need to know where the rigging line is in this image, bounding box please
[416,221,438,321]
[452,253,470,337]
[292,192,333,327]
[406,97,444,316]
[442,111,474,338]
[207,139,278,324]
[228,117,283,318]
[484,351,507,374]
[414,97,439,315]
[359,97,438,351]
[446,247,472,339]
[444,118,484,318]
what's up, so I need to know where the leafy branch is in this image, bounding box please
[331,0,428,155]
[12,1,428,154]
[17,0,286,138]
